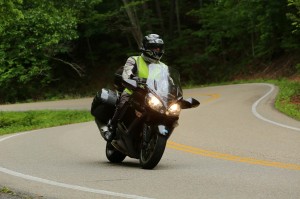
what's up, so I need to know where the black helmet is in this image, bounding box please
[141,34,164,61]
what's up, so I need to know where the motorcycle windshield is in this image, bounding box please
[146,63,183,106]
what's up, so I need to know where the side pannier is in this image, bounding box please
[91,88,118,124]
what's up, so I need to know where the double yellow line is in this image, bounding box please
[167,141,300,171]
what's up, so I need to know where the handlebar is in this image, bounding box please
[132,76,147,84]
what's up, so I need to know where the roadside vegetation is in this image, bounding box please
[0,186,36,199]
[1,0,300,103]
[274,79,300,120]
[0,110,93,136]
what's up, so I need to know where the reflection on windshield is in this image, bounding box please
[146,63,182,103]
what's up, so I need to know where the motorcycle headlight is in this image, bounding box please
[166,103,181,116]
[146,93,164,113]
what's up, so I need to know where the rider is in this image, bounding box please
[104,33,165,141]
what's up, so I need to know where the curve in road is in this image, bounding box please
[1,83,300,199]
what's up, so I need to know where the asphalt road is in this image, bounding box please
[1,83,300,199]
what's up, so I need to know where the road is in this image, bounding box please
[1,83,300,199]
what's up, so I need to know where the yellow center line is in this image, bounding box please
[199,93,221,103]
[167,141,300,171]
[185,93,221,103]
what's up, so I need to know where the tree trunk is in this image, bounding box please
[175,0,181,35]
[199,0,203,7]
[155,0,165,34]
[169,0,175,35]
[143,2,153,32]
[86,38,96,68]
[122,0,143,47]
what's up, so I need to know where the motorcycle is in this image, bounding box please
[91,63,200,169]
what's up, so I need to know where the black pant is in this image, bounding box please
[110,91,131,126]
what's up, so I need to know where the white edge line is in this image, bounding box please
[251,83,300,132]
[0,132,153,199]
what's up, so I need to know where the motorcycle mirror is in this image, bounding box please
[180,98,200,109]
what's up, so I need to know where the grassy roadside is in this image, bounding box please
[0,110,93,136]
[0,79,299,136]
[0,186,40,199]
[273,79,300,120]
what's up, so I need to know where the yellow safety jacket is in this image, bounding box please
[124,56,149,94]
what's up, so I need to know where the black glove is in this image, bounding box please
[132,76,146,84]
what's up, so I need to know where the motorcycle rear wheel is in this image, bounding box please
[106,142,126,163]
[140,133,167,169]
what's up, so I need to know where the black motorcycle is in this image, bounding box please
[91,63,199,169]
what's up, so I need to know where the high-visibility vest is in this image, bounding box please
[124,56,149,94]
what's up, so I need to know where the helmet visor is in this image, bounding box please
[147,43,164,53]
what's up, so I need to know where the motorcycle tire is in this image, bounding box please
[140,133,167,169]
[106,142,126,163]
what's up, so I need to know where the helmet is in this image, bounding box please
[141,34,164,61]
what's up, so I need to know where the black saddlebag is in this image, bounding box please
[91,88,118,124]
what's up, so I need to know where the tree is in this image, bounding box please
[287,0,300,34]
[0,0,98,102]
[1,0,299,102]
[122,0,143,47]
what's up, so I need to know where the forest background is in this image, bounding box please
[0,0,300,103]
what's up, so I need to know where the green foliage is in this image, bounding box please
[0,0,24,31]
[0,186,13,194]
[296,63,300,74]
[179,0,300,84]
[275,79,300,120]
[0,110,93,135]
[0,0,100,103]
[1,0,300,103]
[287,0,300,34]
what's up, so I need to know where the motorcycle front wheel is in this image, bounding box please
[140,133,167,169]
[106,142,126,163]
